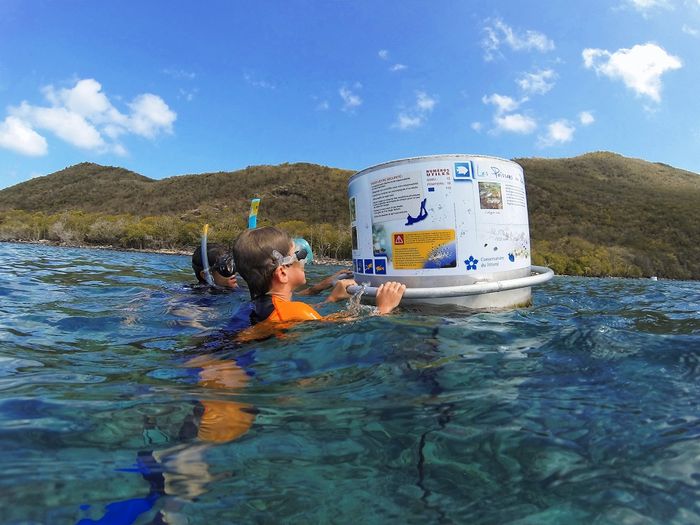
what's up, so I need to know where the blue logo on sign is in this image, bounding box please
[464,255,479,271]
[454,162,474,180]
[364,259,374,274]
[374,259,387,275]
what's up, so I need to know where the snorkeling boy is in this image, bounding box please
[233,226,405,325]
[191,244,239,289]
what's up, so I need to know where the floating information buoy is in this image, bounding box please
[347,154,554,308]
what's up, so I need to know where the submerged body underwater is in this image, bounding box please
[0,243,699,524]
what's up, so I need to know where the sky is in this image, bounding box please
[1,0,699,190]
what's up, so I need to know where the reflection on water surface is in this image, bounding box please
[0,242,699,524]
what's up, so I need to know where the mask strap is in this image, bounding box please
[271,249,291,267]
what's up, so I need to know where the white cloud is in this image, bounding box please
[244,73,275,90]
[481,18,554,61]
[627,0,672,13]
[0,116,48,156]
[482,93,535,134]
[379,49,407,72]
[682,24,699,37]
[178,88,198,102]
[471,122,483,132]
[538,119,575,147]
[128,94,176,138]
[583,43,682,102]
[112,143,128,157]
[11,102,106,149]
[43,79,121,123]
[315,99,330,111]
[517,69,557,95]
[161,68,196,80]
[339,85,362,112]
[482,93,522,115]
[493,113,537,134]
[416,92,437,112]
[579,111,595,125]
[0,78,176,157]
[394,114,422,130]
[392,91,438,130]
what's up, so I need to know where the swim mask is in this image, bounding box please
[212,254,236,277]
[293,238,313,265]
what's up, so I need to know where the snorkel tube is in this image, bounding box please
[247,197,313,265]
[248,198,261,229]
[200,224,215,286]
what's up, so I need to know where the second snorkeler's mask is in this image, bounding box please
[212,254,236,277]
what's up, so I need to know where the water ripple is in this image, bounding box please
[0,243,699,523]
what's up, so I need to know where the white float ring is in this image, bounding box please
[346,265,554,298]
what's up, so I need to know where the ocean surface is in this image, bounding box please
[0,242,699,524]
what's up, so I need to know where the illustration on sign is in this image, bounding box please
[424,241,457,269]
[364,259,374,274]
[374,259,387,274]
[405,197,428,226]
[372,223,389,256]
[454,162,475,180]
[478,182,503,209]
[349,197,357,222]
[392,229,456,270]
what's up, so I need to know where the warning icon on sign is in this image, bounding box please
[393,234,404,245]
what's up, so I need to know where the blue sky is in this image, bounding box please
[1,0,699,189]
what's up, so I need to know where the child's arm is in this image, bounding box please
[324,278,357,303]
[297,269,353,296]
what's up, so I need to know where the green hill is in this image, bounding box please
[0,161,353,224]
[518,152,699,279]
[1,152,698,279]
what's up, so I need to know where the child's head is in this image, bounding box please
[192,243,238,288]
[234,227,301,299]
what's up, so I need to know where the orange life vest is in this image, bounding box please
[236,294,322,343]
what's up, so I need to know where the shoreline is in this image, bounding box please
[0,240,683,279]
[0,239,353,266]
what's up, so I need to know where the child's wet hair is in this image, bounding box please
[233,227,293,299]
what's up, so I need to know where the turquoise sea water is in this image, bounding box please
[1,242,699,524]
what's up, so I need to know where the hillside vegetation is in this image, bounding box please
[1,152,698,279]
[0,162,352,224]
